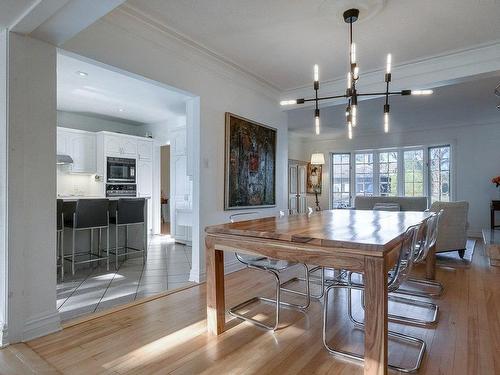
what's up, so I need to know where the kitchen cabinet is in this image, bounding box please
[137,140,153,160]
[104,135,137,157]
[57,128,96,174]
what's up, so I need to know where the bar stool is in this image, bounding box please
[63,199,110,276]
[56,199,64,281]
[109,198,147,268]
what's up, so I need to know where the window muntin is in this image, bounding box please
[429,145,451,203]
[379,151,398,196]
[331,153,351,208]
[355,153,374,196]
[403,149,424,197]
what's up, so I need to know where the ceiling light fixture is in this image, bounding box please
[76,71,88,77]
[281,8,433,138]
[118,108,124,112]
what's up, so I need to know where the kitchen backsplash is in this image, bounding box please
[57,166,103,197]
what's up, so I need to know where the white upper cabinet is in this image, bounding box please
[137,139,153,160]
[170,128,187,156]
[104,134,138,157]
[137,160,153,197]
[57,128,96,174]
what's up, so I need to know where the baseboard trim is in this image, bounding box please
[189,258,245,284]
[0,321,8,347]
[22,311,61,341]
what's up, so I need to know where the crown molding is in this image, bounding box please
[293,118,500,143]
[117,4,282,96]
[281,41,500,109]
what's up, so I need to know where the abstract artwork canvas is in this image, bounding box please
[225,113,276,210]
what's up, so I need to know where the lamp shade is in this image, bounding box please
[310,153,325,165]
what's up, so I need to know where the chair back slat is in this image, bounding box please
[388,224,421,291]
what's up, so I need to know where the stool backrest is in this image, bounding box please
[74,199,109,229]
[57,199,63,231]
[117,198,146,225]
[388,224,421,292]
[230,211,265,264]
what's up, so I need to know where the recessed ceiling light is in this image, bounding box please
[76,71,88,77]
[118,108,124,112]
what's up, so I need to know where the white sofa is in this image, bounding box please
[429,201,469,258]
[354,196,428,212]
[354,196,469,258]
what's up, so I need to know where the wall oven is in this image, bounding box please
[107,157,136,183]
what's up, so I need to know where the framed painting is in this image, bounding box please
[307,163,322,194]
[224,112,276,210]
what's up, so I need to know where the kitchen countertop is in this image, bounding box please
[57,196,151,201]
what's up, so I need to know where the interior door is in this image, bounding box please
[297,164,308,213]
[288,163,298,213]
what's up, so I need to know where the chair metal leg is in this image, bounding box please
[60,229,64,282]
[106,225,110,271]
[323,283,426,373]
[125,225,128,260]
[98,228,102,258]
[229,264,310,331]
[394,277,444,298]
[280,265,324,299]
[90,228,94,268]
[71,228,76,276]
[143,221,147,264]
[115,225,119,270]
[351,275,439,327]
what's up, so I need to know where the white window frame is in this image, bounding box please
[330,152,352,207]
[328,143,455,209]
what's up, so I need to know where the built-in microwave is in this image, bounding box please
[107,157,136,183]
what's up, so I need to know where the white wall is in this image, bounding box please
[294,121,500,235]
[61,9,288,279]
[7,33,59,342]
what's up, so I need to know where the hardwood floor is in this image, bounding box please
[1,241,499,374]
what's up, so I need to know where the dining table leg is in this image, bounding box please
[206,236,226,335]
[363,257,388,375]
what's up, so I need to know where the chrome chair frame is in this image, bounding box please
[395,210,444,298]
[227,211,311,331]
[110,211,147,269]
[63,211,110,276]
[57,211,64,281]
[322,225,426,373]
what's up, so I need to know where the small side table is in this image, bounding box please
[483,228,500,267]
[491,200,500,229]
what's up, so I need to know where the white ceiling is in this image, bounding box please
[124,0,500,91]
[57,53,190,125]
[288,74,500,139]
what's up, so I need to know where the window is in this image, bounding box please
[379,151,398,196]
[331,153,351,208]
[429,145,451,203]
[355,153,374,196]
[329,144,453,208]
[403,149,424,196]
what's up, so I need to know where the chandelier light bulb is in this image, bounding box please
[351,43,356,64]
[347,72,352,89]
[315,115,320,135]
[314,64,319,82]
[384,112,389,133]
[351,105,357,127]
[353,66,359,80]
[348,122,353,139]
[280,99,297,106]
[386,54,392,74]
[411,89,433,95]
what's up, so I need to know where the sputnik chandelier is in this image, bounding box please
[280,9,433,138]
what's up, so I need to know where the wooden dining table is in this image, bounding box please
[205,209,431,375]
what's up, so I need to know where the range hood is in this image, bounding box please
[56,154,74,165]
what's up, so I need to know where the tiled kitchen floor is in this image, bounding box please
[57,235,195,322]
